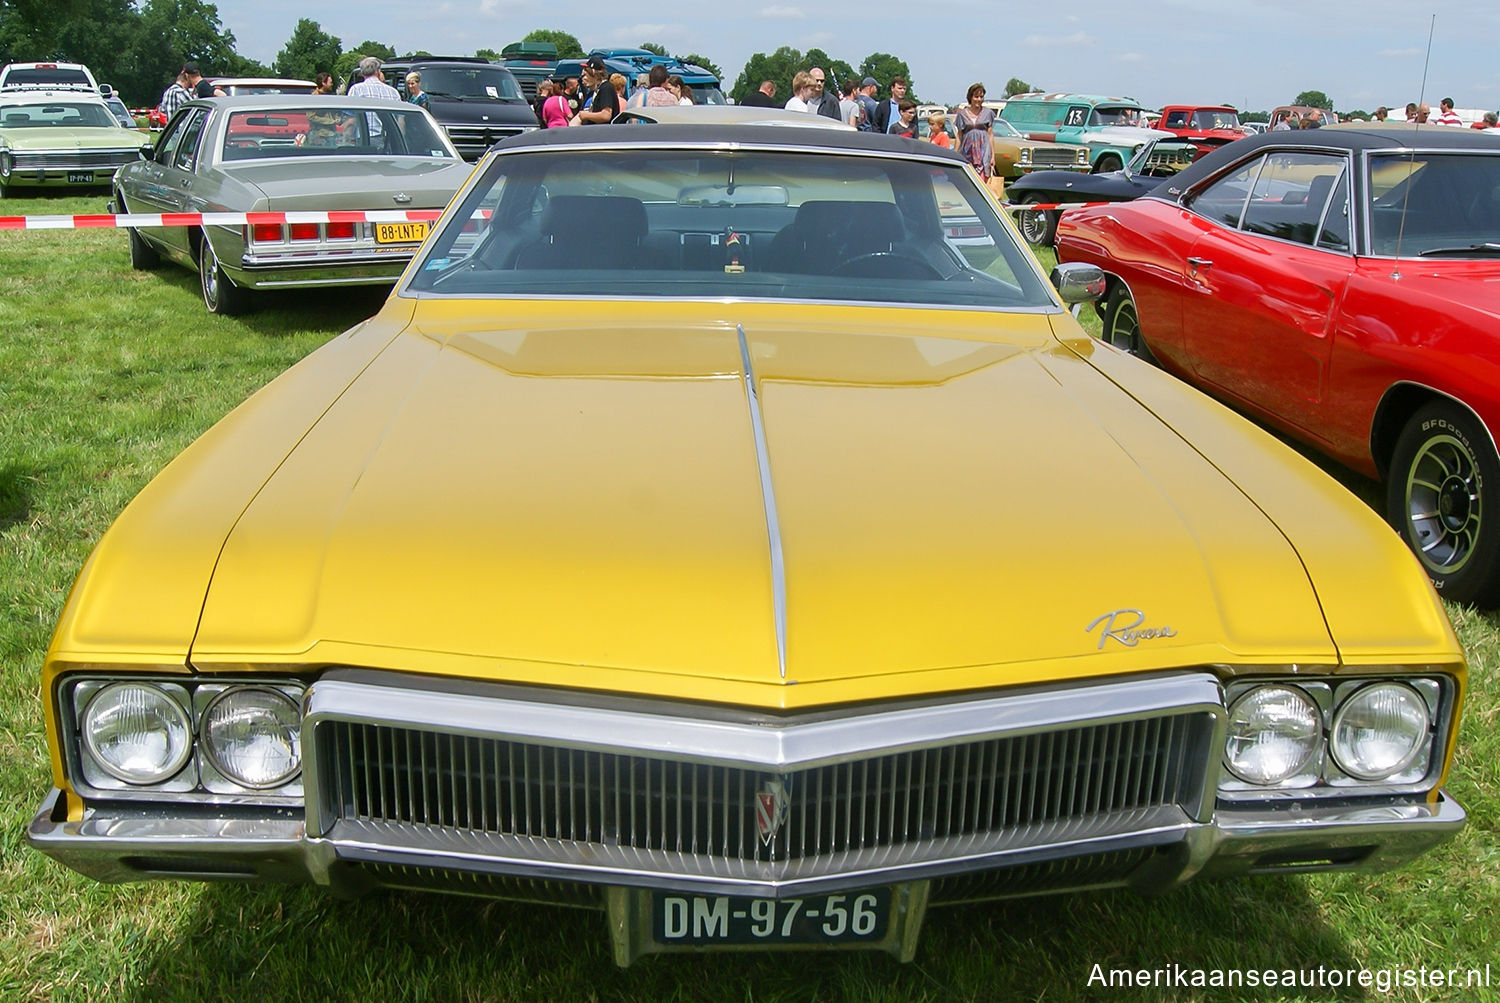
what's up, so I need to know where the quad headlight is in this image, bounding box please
[1329,682,1429,781]
[1224,685,1321,785]
[1220,676,1444,793]
[201,687,301,788]
[80,682,193,784]
[70,678,304,797]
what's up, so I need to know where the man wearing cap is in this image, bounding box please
[572,56,620,124]
[181,61,224,99]
[855,77,879,132]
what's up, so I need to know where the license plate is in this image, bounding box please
[374,221,429,244]
[67,172,94,184]
[652,889,890,945]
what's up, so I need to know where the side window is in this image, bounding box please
[153,113,191,165]
[1166,111,1188,128]
[1189,157,1262,228]
[1062,105,1087,128]
[171,110,208,171]
[1315,168,1351,251]
[1242,152,1347,246]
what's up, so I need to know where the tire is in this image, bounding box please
[1100,284,1157,363]
[1093,153,1123,174]
[1386,400,1500,607]
[1017,194,1058,247]
[197,230,249,315]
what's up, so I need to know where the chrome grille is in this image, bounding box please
[317,712,1211,865]
[1029,149,1083,166]
[443,124,533,157]
[11,150,136,170]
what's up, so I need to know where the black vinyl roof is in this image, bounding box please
[491,123,968,163]
[1167,123,1500,191]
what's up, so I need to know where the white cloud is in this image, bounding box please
[759,5,805,18]
[1022,31,1094,48]
[1118,52,1144,62]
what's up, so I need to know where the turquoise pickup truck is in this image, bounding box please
[999,92,1173,172]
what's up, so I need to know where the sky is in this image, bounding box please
[215,1,1500,114]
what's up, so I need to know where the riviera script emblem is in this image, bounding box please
[755,778,791,844]
[1086,609,1179,650]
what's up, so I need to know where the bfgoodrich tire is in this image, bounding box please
[1100,284,1156,364]
[1387,400,1500,607]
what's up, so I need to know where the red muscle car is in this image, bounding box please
[1056,124,1500,606]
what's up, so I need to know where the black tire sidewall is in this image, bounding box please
[1387,401,1500,607]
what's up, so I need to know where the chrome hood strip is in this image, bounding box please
[738,323,788,680]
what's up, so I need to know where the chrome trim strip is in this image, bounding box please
[737,322,787,679]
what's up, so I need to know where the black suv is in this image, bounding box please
[380,57,538,160]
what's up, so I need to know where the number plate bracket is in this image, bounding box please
[606,881,930,966]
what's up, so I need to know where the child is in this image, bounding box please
[928,111,952,147]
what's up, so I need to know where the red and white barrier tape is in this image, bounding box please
[0,209,446,231]
[0,202,1107,232]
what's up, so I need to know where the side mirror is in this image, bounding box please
[1049,261,1106,304]
[99,83,114,97]
[139,143,155,161]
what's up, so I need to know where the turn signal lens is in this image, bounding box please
[81,683,192,784]
[1224,685,1321,785]
[1330,683,1430,781]
[251,222,283,243]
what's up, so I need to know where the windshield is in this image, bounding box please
[1369,152,1500,257]
[1127,140,1196,175]
[0,101,118,129]
[1192,110,1240,129]
[994,119,1024,139]
[1089,106,1145,128]
[222,107,452,159]
[417,66,523,101]
[408,147,1052,309]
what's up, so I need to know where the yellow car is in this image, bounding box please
[28,125,1466,964]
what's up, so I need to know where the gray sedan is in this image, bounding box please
[112,96,472,314]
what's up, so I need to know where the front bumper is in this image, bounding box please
[27,669,1467,963]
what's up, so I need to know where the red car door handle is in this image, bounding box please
[1187,256,1212,268]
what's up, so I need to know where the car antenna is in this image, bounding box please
[1390,13,1437,279]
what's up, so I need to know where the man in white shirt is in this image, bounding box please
[347,56,401,142]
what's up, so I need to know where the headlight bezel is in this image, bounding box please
[77,680,195,787]
[1217,674,1449,799]
[199,685,303,790]
[63,674,306,803]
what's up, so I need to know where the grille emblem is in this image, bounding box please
[755,778,790,843]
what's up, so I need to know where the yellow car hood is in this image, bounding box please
[176,300,1450,705]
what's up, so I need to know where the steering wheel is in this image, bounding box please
[829,251,944,280]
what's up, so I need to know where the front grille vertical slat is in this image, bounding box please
[319,709,1210,864]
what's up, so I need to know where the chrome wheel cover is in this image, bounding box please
[199,241,220,310]
[1404,432,1481,574]
[1018,201,1049,244]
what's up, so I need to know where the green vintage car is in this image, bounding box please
[0,89,149,196]
[112,95,473,314]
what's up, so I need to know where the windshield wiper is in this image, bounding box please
[1418,242,1500,257]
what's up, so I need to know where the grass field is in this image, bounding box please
[1,192,1497,1002]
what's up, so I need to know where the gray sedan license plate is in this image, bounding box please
[375,221,429,244]
[653,889,890,945]
[67,172,94,184]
